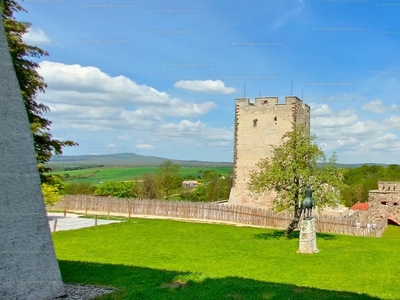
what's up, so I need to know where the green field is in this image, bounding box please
[54,218,400,299]
[50,166,233,185]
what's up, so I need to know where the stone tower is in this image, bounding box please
[229,96,310,208]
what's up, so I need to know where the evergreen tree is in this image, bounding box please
[1,0,78,182]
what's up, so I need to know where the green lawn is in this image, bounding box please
[50,166,232,185]
[53,218,400,299]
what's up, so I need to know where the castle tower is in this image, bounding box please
[229,96,310,208]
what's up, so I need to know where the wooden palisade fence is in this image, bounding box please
[52,195,388,238]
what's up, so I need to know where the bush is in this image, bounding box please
[180,171,232,202]
[181,185,208,202]
[138,173,160,199]
[95,181,138,198]
[42,183,61,205]
[64,182,96,195]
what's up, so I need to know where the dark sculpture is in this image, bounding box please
[301,186,314,219]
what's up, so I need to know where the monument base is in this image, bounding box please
[297,218,319,254]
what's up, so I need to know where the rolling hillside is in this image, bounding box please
[48,153,233,169]
[48,152,388,171]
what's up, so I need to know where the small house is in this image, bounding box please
[182,180,199,188]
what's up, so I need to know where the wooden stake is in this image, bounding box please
[53,219,57,232]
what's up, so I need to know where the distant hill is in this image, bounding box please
[48,153,233,168]
[48,152,389,170]
[334,163,388,169]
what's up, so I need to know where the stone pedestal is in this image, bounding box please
[0,19,65,299]
[297,218,319,254]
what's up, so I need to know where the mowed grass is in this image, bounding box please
[53,218,400,299]
[50,166,232,185]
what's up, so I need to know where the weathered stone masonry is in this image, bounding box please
[369,181,400,225]
[229,96,310,208]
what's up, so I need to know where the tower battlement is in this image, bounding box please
[236,96,309,109]
[229,95,311,208]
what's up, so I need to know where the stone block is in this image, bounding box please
[297,218,319,254]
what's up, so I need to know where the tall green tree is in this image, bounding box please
[1,0,77,182]
[202,170,232,201]
[155,160,182,199]
[249,125,346,237]
[139,173,160,199]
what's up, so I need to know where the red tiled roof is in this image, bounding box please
[351,203,369,210]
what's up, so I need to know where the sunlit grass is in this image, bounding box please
[53,219,400,299]
[50,166,232,185]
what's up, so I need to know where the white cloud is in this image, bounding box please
[310,104,332,117]
[382,115,400,129]
[148,120,233,143]
[310,103,400,163]
[174,79,236,94]
[23,27,52,45]
[118,134,132,140]
[38,61,216,115]
[379,133,397,141]
[107,143,116,147]
[312,113,358,128]
[36,61,217,131]
[135,144,155,149]
[362,99,398,114]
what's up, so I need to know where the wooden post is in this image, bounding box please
[53,219,58,232]
[63,208,66,217]
[128,210,131,220]
[107,210,110,220]
[95,215,98,226]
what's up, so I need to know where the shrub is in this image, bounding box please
[42,183,61,205]
[64,182,96,195]
[95,181,138,198]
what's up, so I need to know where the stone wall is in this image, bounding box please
[369,182,400,225]
[229,96,310,208]
[378,181,400,191]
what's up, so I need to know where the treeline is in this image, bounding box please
[49,165,105,172]
[43,161,232,204]
[341,164,400,207]
[62,170,100,181]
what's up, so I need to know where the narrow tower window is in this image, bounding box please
[253,119,258,127]
[273,116,277,121]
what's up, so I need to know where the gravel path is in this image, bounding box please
[47,212,121,232]
[53,284,117,299]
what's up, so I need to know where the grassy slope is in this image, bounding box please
[51,166,233,185]
[53,218,400,299]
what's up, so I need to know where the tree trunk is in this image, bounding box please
[283,205,303,237]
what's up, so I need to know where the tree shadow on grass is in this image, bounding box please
[253,230,336,241]
[58,260,380,300]
[316,232,336,240]
[253,230,299,240]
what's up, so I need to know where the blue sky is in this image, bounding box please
[16,0,400,164]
